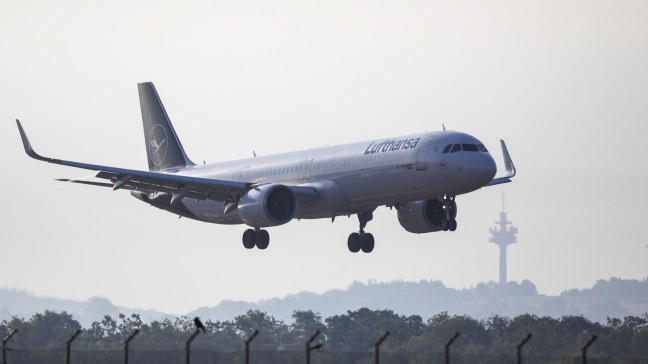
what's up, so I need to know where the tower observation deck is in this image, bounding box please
[489,195,518,285]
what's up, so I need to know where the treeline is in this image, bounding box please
[2,309,648,363]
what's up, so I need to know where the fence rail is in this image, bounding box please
[4,348,648,364]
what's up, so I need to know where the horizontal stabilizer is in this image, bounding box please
[56,179,113,188]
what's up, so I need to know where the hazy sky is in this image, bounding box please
[1,0,647,315]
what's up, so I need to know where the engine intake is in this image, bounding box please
[238,184,296,227]
[398,199,454,233]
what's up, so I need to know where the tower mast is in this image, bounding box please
[489,194,518,285]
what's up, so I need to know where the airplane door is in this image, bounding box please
[416,143,429,170]
[298,159,312,180]
[305,158,313,180]
[239,166,251,181]
[297,161,304,180]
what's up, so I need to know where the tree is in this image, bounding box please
[325,308,424,351]
[291,309,326,343]
[233,309,290,348]
[8,310,81,350]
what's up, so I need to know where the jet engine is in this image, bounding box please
[238,184,296,228]
[397,199,456,233]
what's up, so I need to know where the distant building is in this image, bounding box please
[489,195,518,285]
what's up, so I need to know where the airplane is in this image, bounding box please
[16,82,516,253]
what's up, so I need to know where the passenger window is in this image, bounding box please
[442,145,452,153]
[450,144,462,153]
[462,144,478,152]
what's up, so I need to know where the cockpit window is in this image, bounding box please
[442,143,489,153]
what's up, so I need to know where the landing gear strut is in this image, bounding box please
[347,211,375,253]
[242,228,270,250]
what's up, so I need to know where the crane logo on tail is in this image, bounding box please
[149,124,168,166]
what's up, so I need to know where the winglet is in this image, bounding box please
[500,140,516,178]
[484,140,516,187]
[15,120,60,163]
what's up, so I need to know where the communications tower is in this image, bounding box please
[489,195,518,285]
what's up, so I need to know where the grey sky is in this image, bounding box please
[1,0,647,314]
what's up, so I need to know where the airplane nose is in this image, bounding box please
[471,153,497,184]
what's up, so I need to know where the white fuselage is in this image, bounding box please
[16,82,513,252]
[173,130,497,224]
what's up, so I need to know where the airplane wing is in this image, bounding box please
[485,139,517,187]
[16,120,251,204]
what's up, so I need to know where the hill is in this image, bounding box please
[3,278,646,326]
[190,278,648,323]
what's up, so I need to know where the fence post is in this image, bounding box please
[185,329,201,364]
[582,334,597,364]
[444,332,459,364]
[2,329,17,364]
[306,330,322,364]
[124,329,140,364]
[516,333,532,364]
[244,330,259,364]
[374,331,390,364]
[66,329,81,364]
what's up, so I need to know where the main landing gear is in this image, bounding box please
[442,195,458,232]
[347,211,375,253]
[242,228,270,250]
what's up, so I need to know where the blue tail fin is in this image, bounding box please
[138,82,194,172]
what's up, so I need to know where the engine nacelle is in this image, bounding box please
[238,184,296,228]
[398,199,453,233]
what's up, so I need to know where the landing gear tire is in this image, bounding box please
[348,211,377,253]
[441,195,458,232]
[347,232,375,253]
[242,228,270,249]
[360,233,375,253]
[255,230,270,250]
[242,229,256,249]
[448,219,457,232]
[348,233,362,253]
